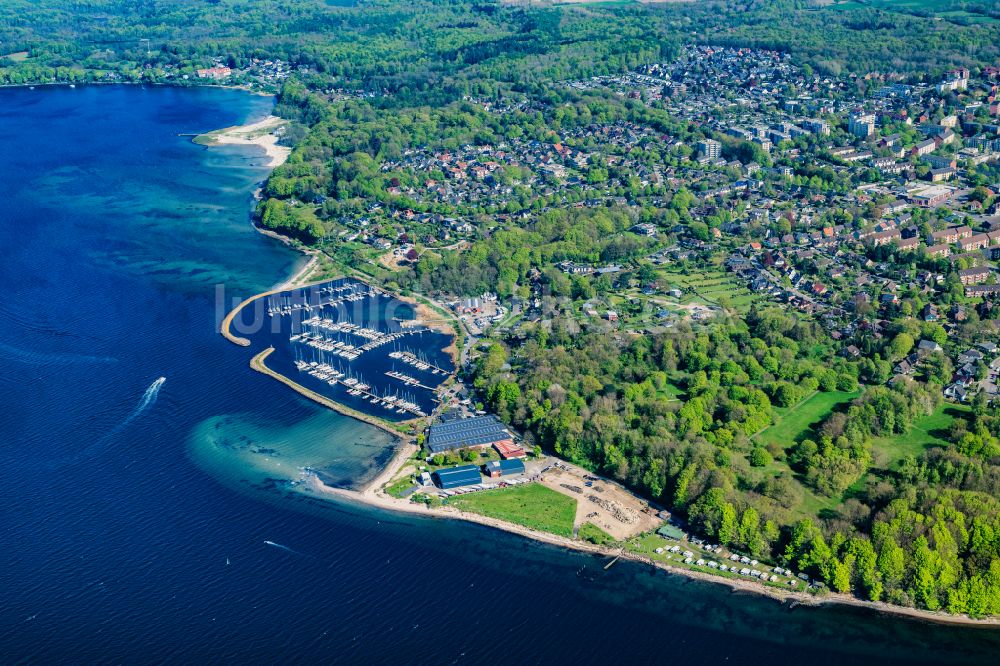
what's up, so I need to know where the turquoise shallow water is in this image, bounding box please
[189,409,397,491]
[1,85,999,664]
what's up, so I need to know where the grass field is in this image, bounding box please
[448,483,577,537]
[755,390,861,450]
[871,402,969,468]
[385,474,417,498]
[658,381,685,402]
[751,397,968,522]
[578,522,616,545]
[752,389,862,522]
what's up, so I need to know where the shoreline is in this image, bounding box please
[243,235,1000,629]
[306,472,1000,629]
[251,225,321,289]
[0,80,275,95]
[195,115,291,167]
[394,291,461,364]
[201,95,1000,629]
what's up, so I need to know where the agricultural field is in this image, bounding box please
[658,266,762,313]
[447,483,578,537]
[827,0,999,24]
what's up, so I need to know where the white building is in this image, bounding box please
[848,112,876,138]
[697,139,722,159]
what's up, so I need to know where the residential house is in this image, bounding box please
[917,339,943,354]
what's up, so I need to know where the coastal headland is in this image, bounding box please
[225,247,1000,630]
[194,115,291,167]
[217,148,1000,630]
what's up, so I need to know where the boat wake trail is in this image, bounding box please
[121,377,167,428]
[0,340,117,366]
[48,377,166,468]
[264,540,310,557]
[98,377,166,442]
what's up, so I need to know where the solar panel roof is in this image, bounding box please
[427,415,511,453]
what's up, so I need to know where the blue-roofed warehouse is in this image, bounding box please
[433,464,482,489]
[484,459,525,478]
[426,414,513,455]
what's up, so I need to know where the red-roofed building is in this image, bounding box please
[197,66,232,80]
[494,440,526,459]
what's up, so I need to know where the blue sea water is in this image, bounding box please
[1,85,999,664]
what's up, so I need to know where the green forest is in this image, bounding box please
[6,0,1000,617]
[3,0,999,88]
[470,307,1000,614]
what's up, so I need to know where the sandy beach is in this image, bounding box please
[393,292,461,364]
[303,469,1000,629]
[236,227,1000,630]
[279,253,319,289]
[196,115,292,167]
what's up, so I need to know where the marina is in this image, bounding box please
[11,84,1000,666]
[237,277,456,422]
[388,350,451,375]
